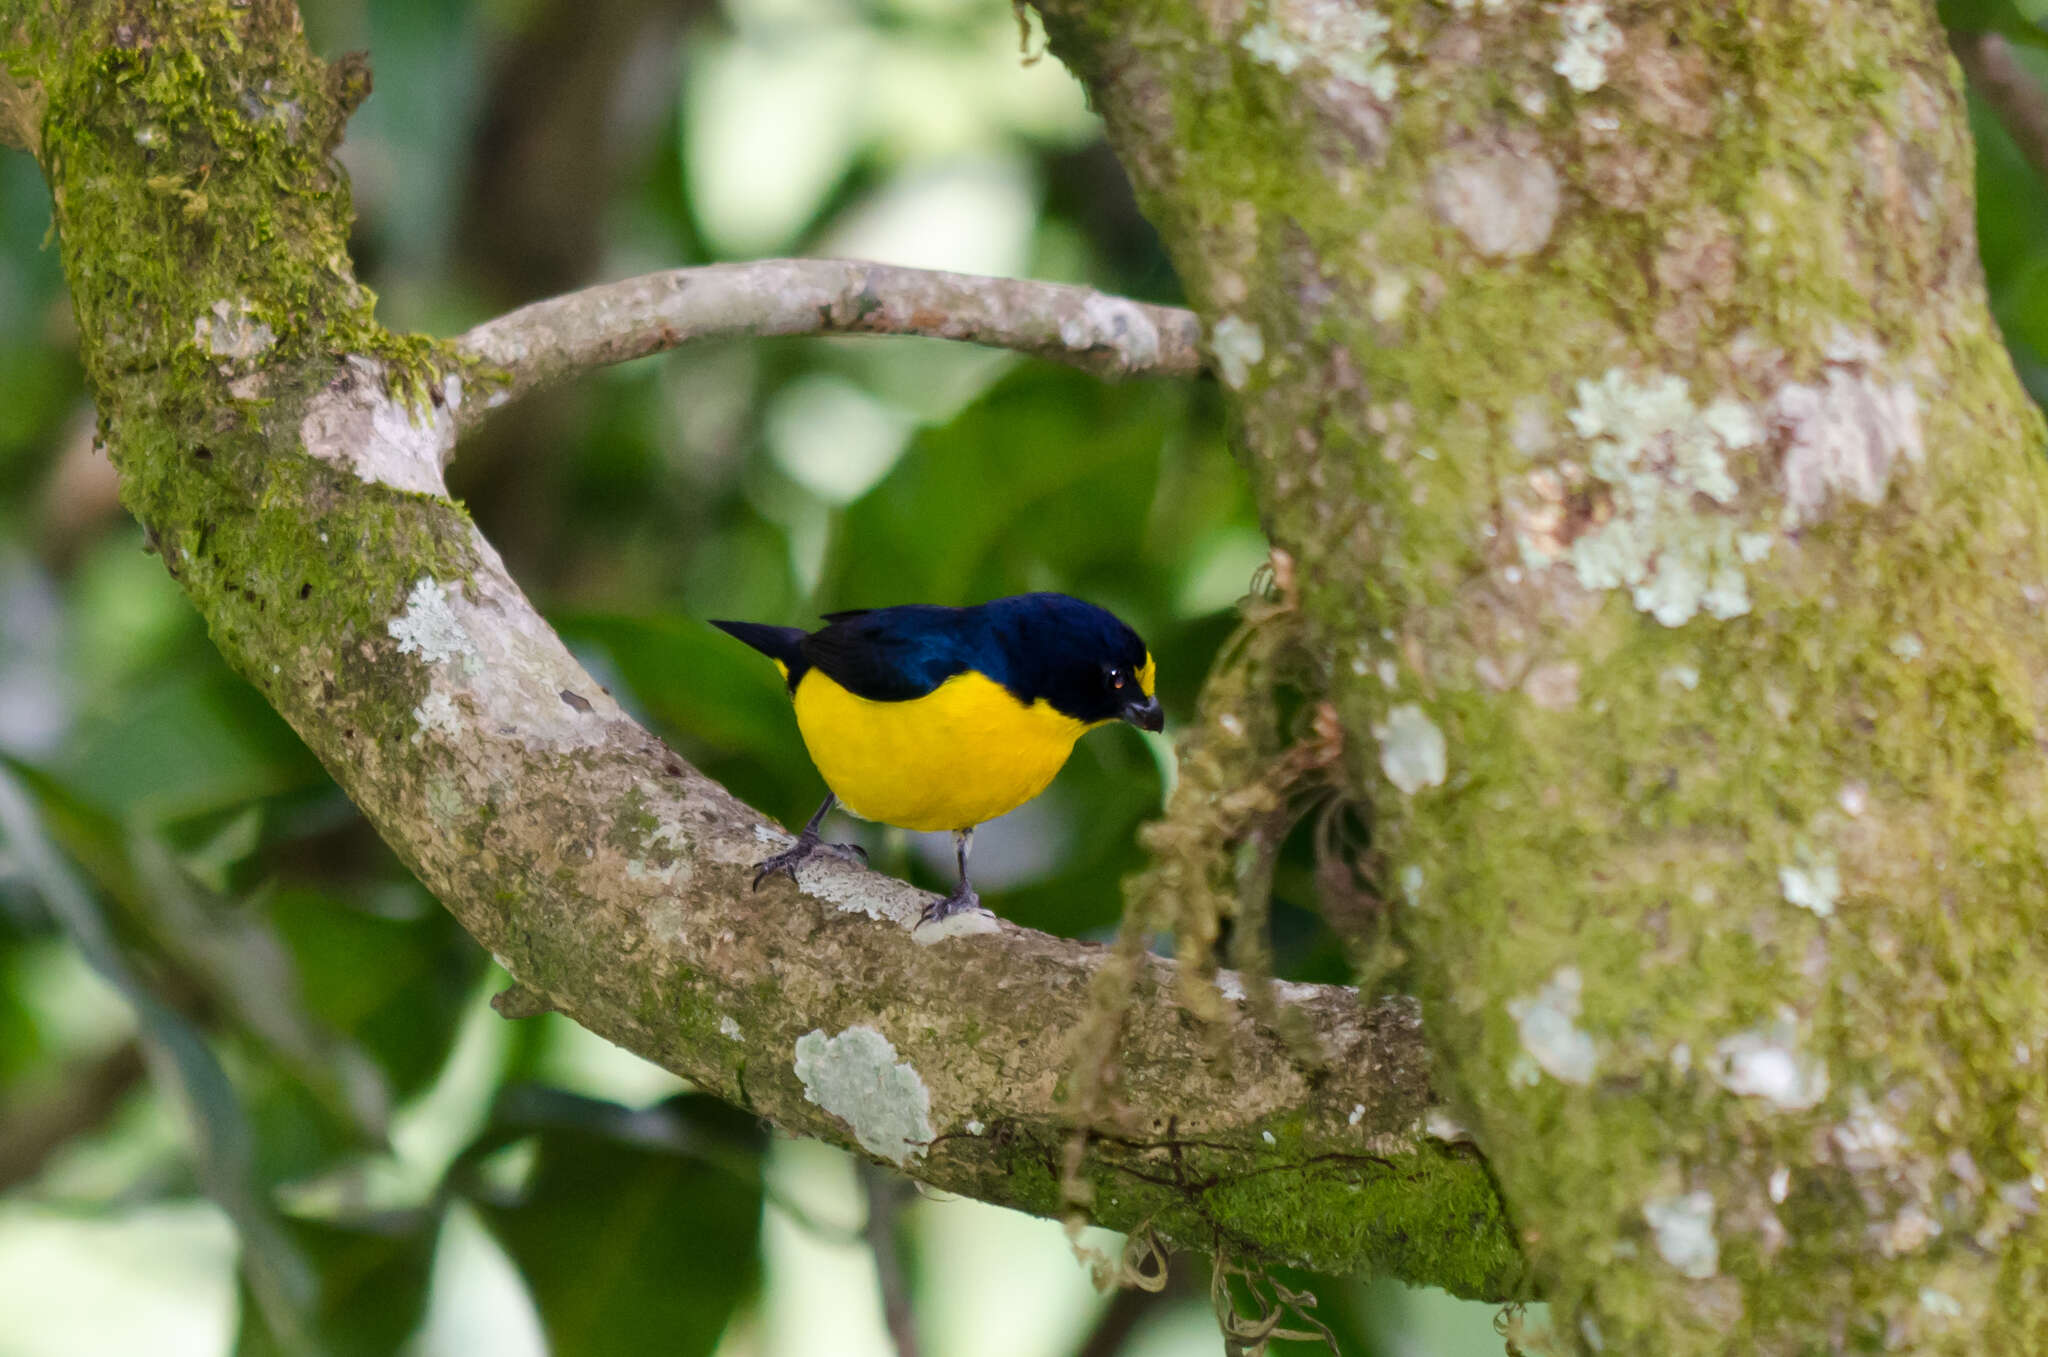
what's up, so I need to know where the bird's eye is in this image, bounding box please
[1107,667,1126,690]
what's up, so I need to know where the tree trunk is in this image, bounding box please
[1035,0,2048,1349]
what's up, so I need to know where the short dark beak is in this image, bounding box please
[1121,694,1164,732]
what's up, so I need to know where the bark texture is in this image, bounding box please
[0,0,1521,1298]
[1033,0,2048,1349]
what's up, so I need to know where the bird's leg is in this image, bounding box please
[752,793,868,889]
[920,827,983,923]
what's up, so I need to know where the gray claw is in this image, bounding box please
[750,835,866,890]
[918,882,982,925]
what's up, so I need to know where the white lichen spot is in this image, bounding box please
[911,908,1001,943]
[1377,703,1447,794]
[1779,846,1841,917]
[1880,1203,1941,1257]
[1399,863,1424,902]
[1523,661,1581,711]
[1775,341,1923,527]
[1642,1190,1719,1278]
[1831,1089,1904,1171]
[1889,633,1925,662]
[1241,3,1398,97]
[1579,1314,1606,1353]
[1507,967,1600,1085]
[388,578,476,669]
[1429,140,1562,258]
[299,354,458,496]
[718,1016,743,1042]
[1368,272,1411,323]
[1711,1012,1829,1109]
[792,1025,934,1166]
[1769,1165,1791,1204]
[193,298,276,362]
[1376,658,1399,689]
[1262,1130,1277,1145]
[1669,1042,1692,1075]
[1661,664,1701,691]
[1209,315,1265,390]
[1058,292,1161,369]
[1554,1,1623,92]
[411,689,463,743]
[1425,1108,1470,1141]
[1839,781,1869,816]
[966,1119,985,1135]
[1508,1053,1543,1086]
[1349,1103,1368,1127]
[1216,971,1249,1002]
[1919,1288,1962,1319]
[1553,369,1763,626]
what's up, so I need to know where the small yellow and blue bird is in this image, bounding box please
[712,592,1162,921]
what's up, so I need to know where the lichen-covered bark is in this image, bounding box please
[1034,0,2048,1347]
[0,0,1522,1296]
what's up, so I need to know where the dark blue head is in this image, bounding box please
[975,594,1162,730]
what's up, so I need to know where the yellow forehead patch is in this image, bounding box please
[1137,652,1156,697]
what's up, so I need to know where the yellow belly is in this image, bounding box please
[790,669,1097,832]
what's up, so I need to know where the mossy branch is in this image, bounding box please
[4,0,1522,1298]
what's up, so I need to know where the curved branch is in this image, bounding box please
[10,0,1517,1300]
[450,259,1205,431]
[1953,31,2048,188]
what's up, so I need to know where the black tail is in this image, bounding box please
[709,619,808,670]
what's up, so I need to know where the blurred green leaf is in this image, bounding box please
[473,1090,765,1357]
[233,1210,443,1357]
[1943,0,2048,47]
[0,762,318,1343]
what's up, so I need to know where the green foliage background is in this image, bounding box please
[1,1,2043,1353]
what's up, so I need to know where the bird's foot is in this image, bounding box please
[751,833,867,889]
[918,880,983,925]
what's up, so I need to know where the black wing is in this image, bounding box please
[799,605,974,702]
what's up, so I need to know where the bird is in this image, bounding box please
[711,592,1163,922]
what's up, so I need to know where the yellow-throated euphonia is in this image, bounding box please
[712,592,1162,920]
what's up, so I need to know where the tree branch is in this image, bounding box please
[450,259,1205,432]
[1953,30,2048,188]
[0,1040,147,1191]
[7,0,1519,1300]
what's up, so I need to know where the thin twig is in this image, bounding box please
[0,1040,147,1191]
[1073,1274,1179,1357]
[450,258,1205,432]
[860,1160,923,1357]
[1955,31,2048,188]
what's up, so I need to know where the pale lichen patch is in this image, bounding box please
[1774,336,1923,527]
[1058,292,1162,370]
[1377,702,1447,794]
[792,1025,934,1166]
[1210,314,1265,389]
[193,297,275,361]
[1506,966,1599,1085]
[1642,1190,1719,1278]
[1553,1,1622,93]
[388,565,626,750]
[411,689,463,743]
[1710,1012,1829,1109]
[1779,845,1841,917]
[1428,135,1561,259]
[389,577,476,669]
[719,1015,743,1041]
[1540,368,1764,626]
[1240,0,1397,98]
[300,354,457,496]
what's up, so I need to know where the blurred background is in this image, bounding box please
[1,1,2042,1353]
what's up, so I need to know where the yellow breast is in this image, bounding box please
[790,668,1098,832]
